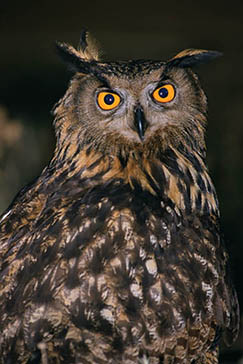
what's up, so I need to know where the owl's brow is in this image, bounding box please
[158,72,173,85]
[93,70,111,89]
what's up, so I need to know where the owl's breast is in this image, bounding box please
[48,190,222,362]
[0,171,226,363]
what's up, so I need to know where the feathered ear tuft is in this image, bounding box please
[166,49,222,68]
[55,30,101,74]
[78,29,101,61]
[55,41,93,74]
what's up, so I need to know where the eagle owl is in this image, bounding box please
[0,31,239,364]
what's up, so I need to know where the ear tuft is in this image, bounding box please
[55,41,95,74]
[56,30,101,73]
[78,29,101,61]
[167,49,222,68]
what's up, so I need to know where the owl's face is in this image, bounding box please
[73,64,205,146]
[56,39,220,155]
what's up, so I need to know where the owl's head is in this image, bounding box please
[54,31,221,158]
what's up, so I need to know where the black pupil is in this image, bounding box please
[159,87,168,98]
[104,94,115,105]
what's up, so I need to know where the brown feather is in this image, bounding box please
[0,34,239,364]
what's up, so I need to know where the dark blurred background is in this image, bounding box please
[0,1,242,361]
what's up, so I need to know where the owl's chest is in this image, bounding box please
[59,190,221,355]
[1,179,222,362]
[63,180,218,293]
[63,177,216,264]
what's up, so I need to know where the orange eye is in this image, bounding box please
[97,91,121,110]
[152,84,175,103]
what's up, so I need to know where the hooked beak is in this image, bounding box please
[134,106,148,141]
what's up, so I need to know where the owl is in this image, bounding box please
[0,31,239,364]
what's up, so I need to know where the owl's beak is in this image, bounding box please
[134,106,148,141]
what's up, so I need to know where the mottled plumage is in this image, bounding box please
[0,32,239,363]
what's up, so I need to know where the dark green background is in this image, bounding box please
[0,1,242,360]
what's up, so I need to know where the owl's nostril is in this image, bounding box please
[134,105,148,141]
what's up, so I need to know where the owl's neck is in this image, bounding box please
[49,142,218,217]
